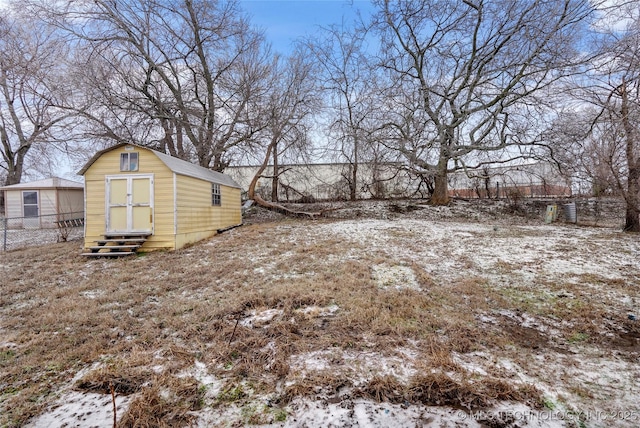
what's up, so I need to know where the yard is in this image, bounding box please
[0,199,638,427]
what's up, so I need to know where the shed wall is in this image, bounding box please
[83,148,176,251]
[58,189,85,217]
[174,175,242,249]
[4,191,22,218]
[38,189,58,217]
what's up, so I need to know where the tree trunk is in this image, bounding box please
[350,134,358,200]
[248,140,322,218]
[483,168,491,199]
[430,154,450,205]
[431,173,449,205]
[272,141,279,202]
[5,167,22,186]
[350,162,357,201]
[3,146,27,186]
[621,80,640,232]
[212,151,226,172]
[624,193,640,232]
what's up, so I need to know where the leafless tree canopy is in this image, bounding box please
[249,50,319,203]
[0,13,76,186]
[308,26,393,200]
[371,0,594,204]
[551,2,640,230]
[28,0,272,171]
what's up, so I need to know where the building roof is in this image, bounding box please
[0,177,84,191]
[78,143,241,188]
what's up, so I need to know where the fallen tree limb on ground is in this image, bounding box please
[247,140,325,218]
[250,194,325,218]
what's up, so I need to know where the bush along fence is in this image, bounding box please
[1,211,84,252]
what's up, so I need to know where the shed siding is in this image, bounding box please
[83,148,175,251]
[219,185,242,227]
[58,189,84,216]
[174,175,242,249]
[4,189,55,225]
[4,191,22,218]
[39,189,58,217]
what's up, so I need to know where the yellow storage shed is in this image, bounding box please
[79,143,242,255]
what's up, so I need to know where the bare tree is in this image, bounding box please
[617,78,640,231]
[29,0,270,171]
[0,14,75,185]
[550,2,640,231]
[372,0,594,205]
[266,54,317,202]
[550,109,625,197]
[309,25,380,200]
[585,2,640,231]
[247,50,319,208]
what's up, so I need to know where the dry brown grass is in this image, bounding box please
[0,241,497,425]
[1,210,637,426]
[282,372,353,403]
[354,371,542,411]
[118,376,204,427]
[406,372,542,410]
[356,374,405,402]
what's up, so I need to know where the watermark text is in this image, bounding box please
[454,409,639,423]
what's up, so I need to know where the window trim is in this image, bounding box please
[22,190,39,218]
[212,183,221,206]
[120,152,139,172]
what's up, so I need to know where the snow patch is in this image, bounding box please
[80,289,105,299]
[285,398,475,428]
[0,341,18,349]
[289,348,418,383]
[279,397,573,428]
[240,308,283,328]
[25,391,132,428]
[371,264,419,290]
[190,360,223,397]
[295,304,339,318]
[497,310,561,335]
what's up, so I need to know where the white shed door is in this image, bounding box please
[106,175,154,234]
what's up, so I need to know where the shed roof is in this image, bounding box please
[78,143,241,188]
[0,177,84,191]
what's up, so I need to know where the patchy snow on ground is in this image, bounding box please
[80,289,106,299]
[194,396,573,428]
[295,304,340,319]
[282,398,475,428]
[282,399,587,428]
[13,201,640,428]
[24,391,132,428]
[240,308,284,328]
[371,264,420,290]
[289,347,418,382]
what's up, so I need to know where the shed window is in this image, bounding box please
[23,191,39,217]
[120,152,139,171]
[212,183,221,206]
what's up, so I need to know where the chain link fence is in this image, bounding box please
[1,211,84,252]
